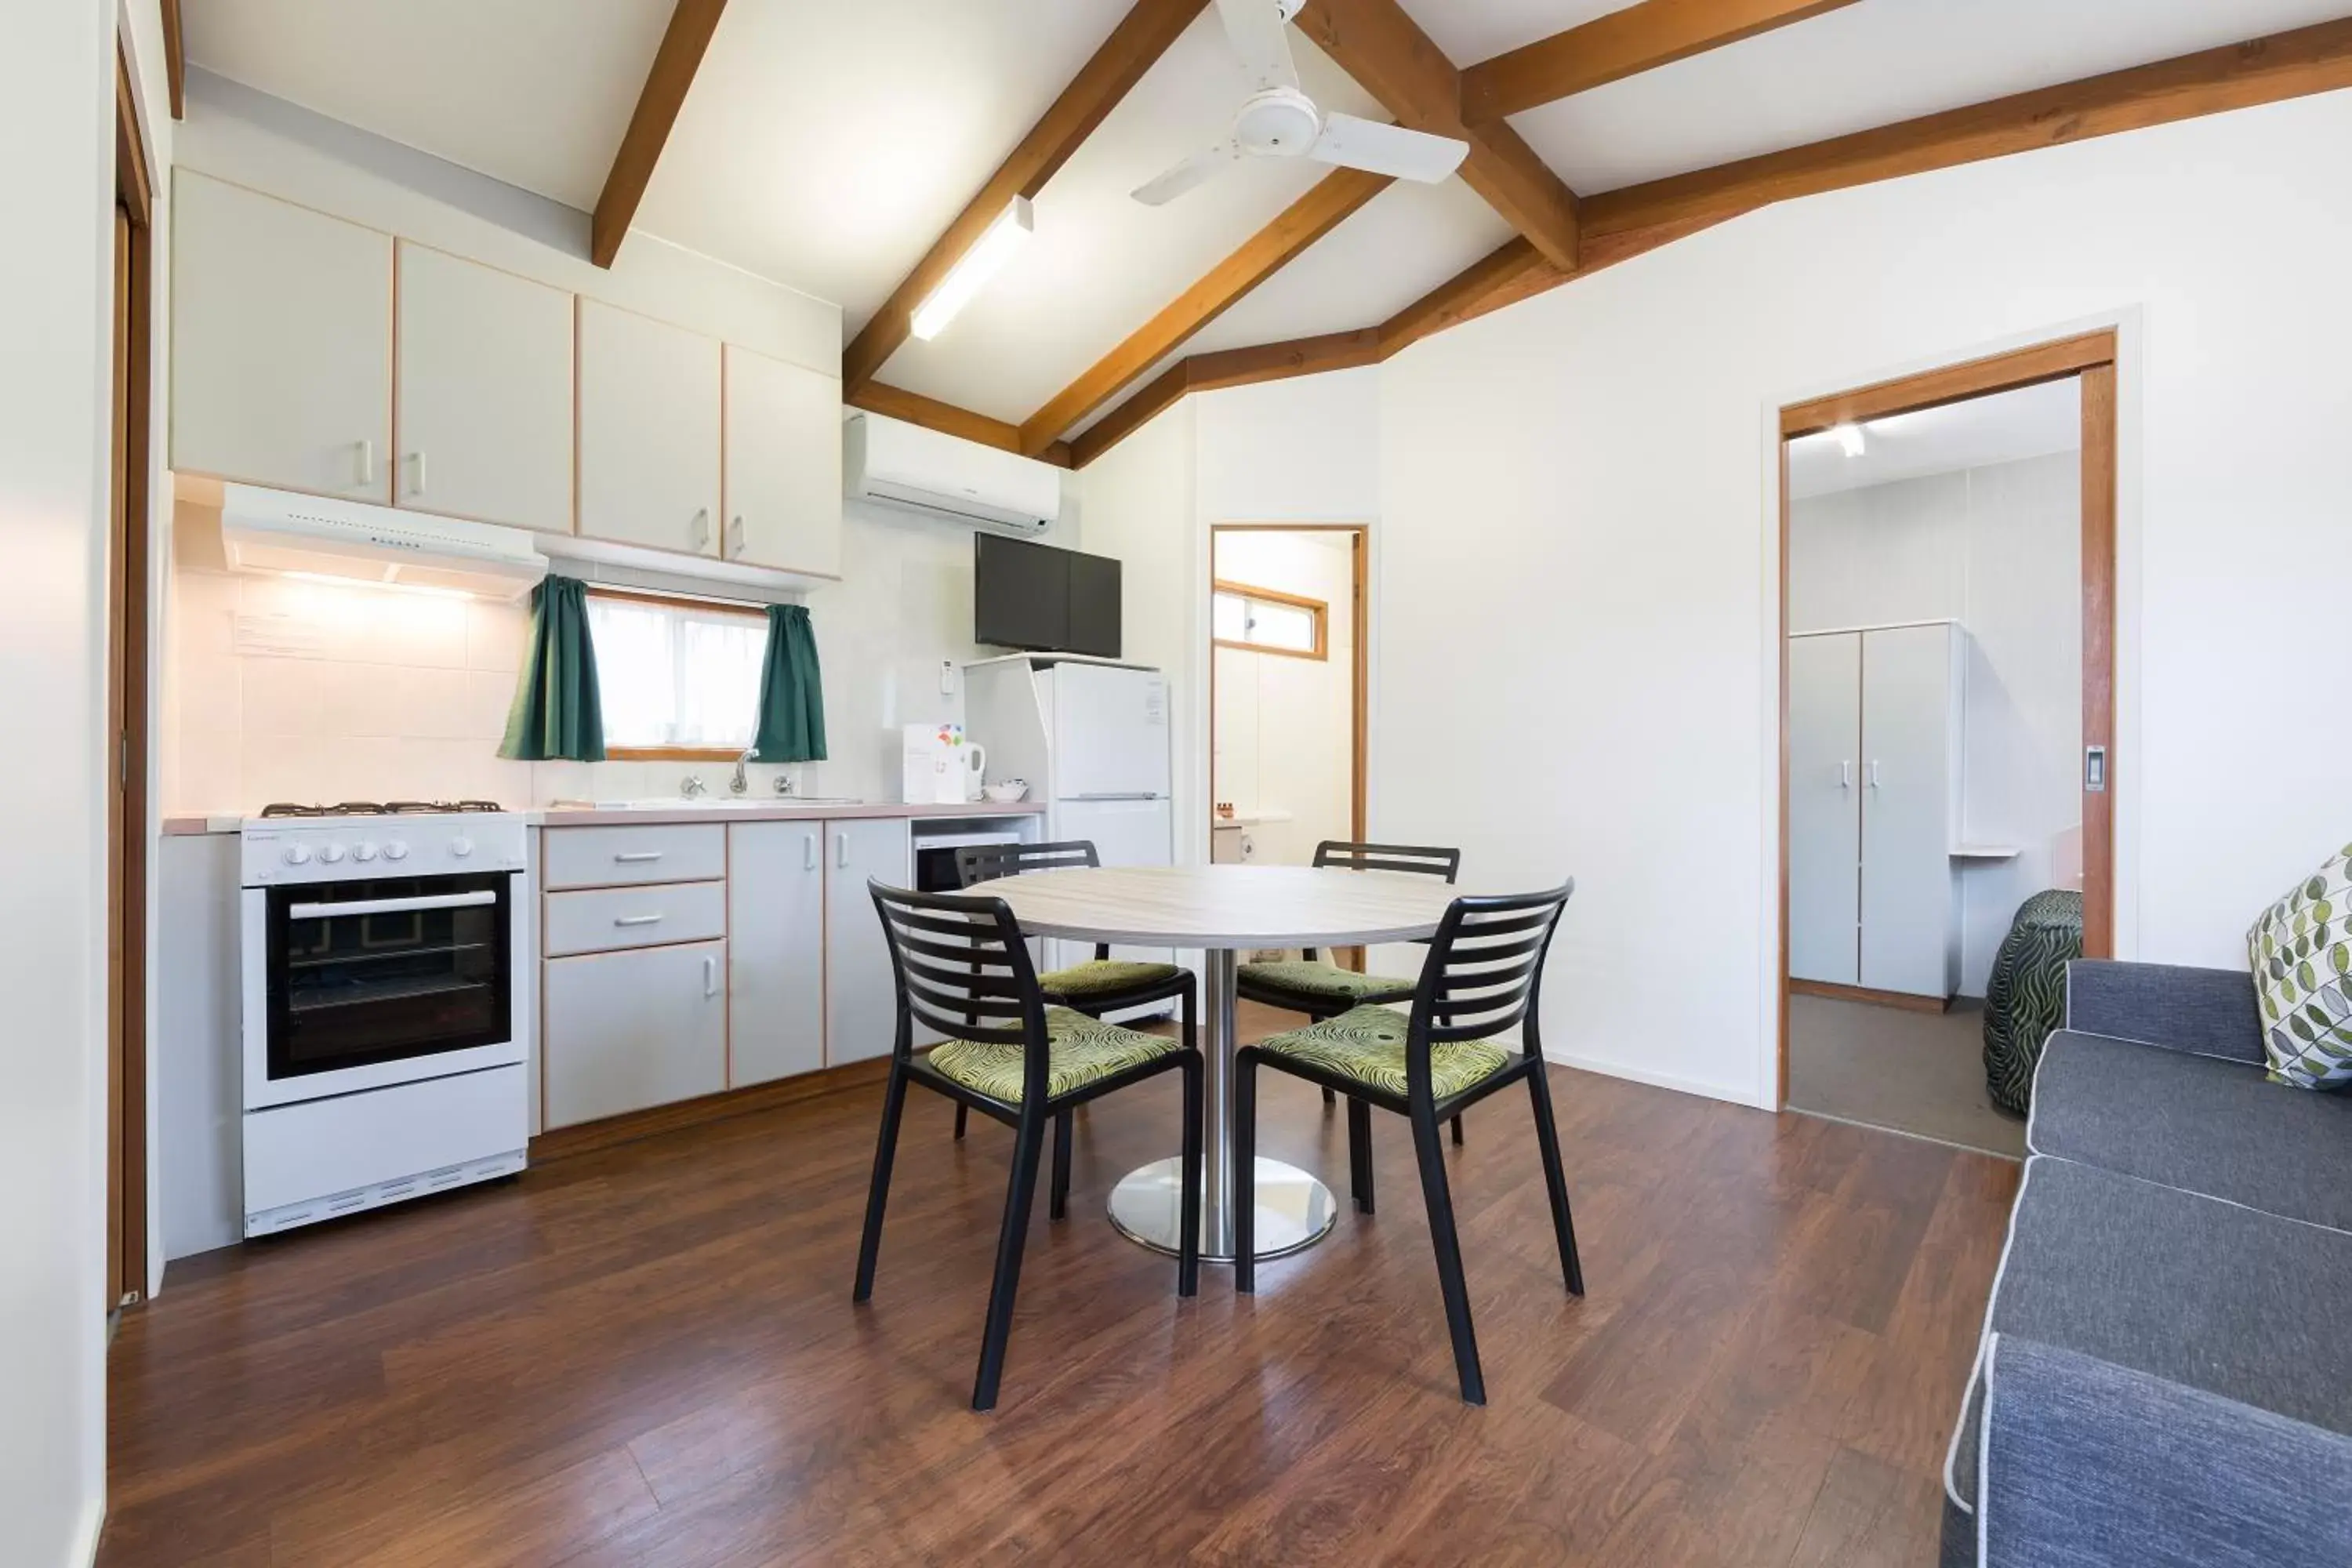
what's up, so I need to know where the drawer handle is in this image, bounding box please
[613,914,664,927]
[613,851,664,863]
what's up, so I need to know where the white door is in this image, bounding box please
[1860,624,1958,998]
[171,172,392,500]
[722,345,843,575]
[1788,633,1861,986]
[394,241,574,533]
[577,299,721,557]
[1052,665,1171,800]
[826,818,912,1064]
[542,940,728,1127]
[728,822,826,1086]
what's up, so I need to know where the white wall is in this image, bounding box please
[0,0,116,1560]
[1378,89,2352,1106]
[1212,532,1356,866]
[1791,452,2084,995]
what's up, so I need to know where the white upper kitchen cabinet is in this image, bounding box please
[394,243,573,533]
[728,822,827,1087]
[171,172,392,501]
[577,298,721,557]
[722,346,843,576]
[825,818,911,1065]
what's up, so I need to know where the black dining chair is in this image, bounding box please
[1233,880,1581,1406]
[951,840,1198,1221]
[854,880,1203,1412]
[1236,840,1466,1195]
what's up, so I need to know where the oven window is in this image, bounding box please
[266,873,513,1081]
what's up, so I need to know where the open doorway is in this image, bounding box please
[1207,524,1366,875]
[1777,334,2117,1156]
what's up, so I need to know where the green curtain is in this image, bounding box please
[753,603,827,762]
[499,575,605,761]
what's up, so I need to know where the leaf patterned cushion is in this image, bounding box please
[2250,844,2352,1089]
[1981,889,2084,1115]
[1238,960,1417,1005]
[927,1007,1178,1105]
[1255,1004,1509,1100]
[1040,959,1181,1000]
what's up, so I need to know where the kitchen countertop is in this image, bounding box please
[161,800,1047,836]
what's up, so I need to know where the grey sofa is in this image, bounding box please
[1940,960,2352,1568]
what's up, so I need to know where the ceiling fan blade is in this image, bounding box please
[1214,0,1300,93]
[1131,140,1244,206]
[1308,113,1468,183]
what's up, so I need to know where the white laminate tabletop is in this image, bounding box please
[985,866,1461,948]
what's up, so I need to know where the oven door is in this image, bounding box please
[241,871,523,1110]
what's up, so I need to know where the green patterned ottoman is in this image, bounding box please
[1982,889,2085,1115]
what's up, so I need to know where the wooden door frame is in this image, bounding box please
[1775,329,2120,1106]
[111,42,156,1307]
[1207,521,1370,862]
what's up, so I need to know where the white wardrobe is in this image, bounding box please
[1790,621,1966,1000]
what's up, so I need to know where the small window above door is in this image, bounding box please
[1213,581,1326,660]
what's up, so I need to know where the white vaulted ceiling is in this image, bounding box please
[182,0,2352,443]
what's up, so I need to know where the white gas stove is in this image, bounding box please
[238,802,529,1236]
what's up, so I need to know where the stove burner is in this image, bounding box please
[259,800,508,818]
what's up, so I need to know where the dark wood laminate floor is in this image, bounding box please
[102,1005,2018,1568]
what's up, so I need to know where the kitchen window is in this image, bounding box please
[1212,581,1326,660]
[585,589,768,759]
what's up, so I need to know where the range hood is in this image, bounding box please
[219,484,548,601]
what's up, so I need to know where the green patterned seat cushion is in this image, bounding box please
[1040,959,1181,999]
[1238,960,1416,1005]
[2250,844,2352,1089]
[927,1007,1178,1105]
[1982,889,2085,1115]
[1255,1004,1509,1099]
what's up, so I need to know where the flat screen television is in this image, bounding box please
[975,535,1122,658]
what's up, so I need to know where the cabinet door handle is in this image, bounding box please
[355,438,375,488]
[834,832,848,869]
[409,450,427,497]
[1867,760,1882,789]
[728,515,746,557]
[613,913,663,927]
[1838,760,1851,791]
[613,851,663,863]
[704,954,718,998]
[691,508,711,550]
[804,833,816,871]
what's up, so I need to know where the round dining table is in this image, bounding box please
[988,863,1461,1264]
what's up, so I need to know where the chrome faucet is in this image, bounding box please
[731,746,757,796]
[773,771,797,797]
[681,774,708,799]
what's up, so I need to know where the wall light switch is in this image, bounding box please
[939,660,956,696]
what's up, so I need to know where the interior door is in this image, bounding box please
[1788,633,1861,986]
[1860,624,1956,997]
[1051,664,1170,800]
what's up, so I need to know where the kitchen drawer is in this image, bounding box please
[542,823,726,890]
[544,880,726,956]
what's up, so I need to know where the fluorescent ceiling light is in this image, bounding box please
[911,197,1033,341]
[1830,423,1866,457]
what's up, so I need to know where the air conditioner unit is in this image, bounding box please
[845,412,1060,535]
[218,484,548,601]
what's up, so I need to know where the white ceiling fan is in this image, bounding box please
[1131,0,1469,207]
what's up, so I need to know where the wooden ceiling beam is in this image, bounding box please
[846,382,1073,468]
[1294,0,1581,270]
[1459,0,1860,122]
[161,0,185,118]
[591,0,728,269]
[1584,15,2352,240]
[842,0,1210,397]
[1014,166,1392,454]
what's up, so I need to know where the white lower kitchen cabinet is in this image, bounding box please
[728,822,826,1085]
[824,818,911,1064]
[542,939,728,1127]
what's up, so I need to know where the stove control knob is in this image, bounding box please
[381,842,408,862]
[282,844,313,866]
[450,837,474,859]
[351,842,378,863]
[318,844,347,864]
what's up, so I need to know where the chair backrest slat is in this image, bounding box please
[1406,882,1577,1088]
[869,883,1051,1072]
[955,839,1101,887]
[1312,840,1461,884]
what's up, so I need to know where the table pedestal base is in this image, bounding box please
[1107,1156,1338,1264]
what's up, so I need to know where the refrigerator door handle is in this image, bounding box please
[1068,793,1163,801]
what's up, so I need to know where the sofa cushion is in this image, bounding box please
[1944,1156,2352,1524]
[2249,844,2352,1088]
[2029,1030,2352,1230]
